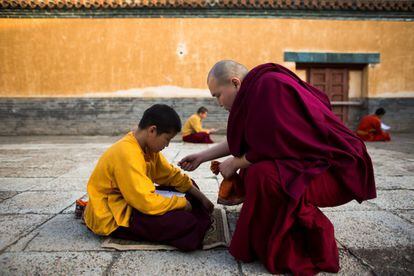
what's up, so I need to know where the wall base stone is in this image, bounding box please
[0,97,412,135]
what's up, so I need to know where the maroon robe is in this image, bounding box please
[183,132,214,144]
[227,63,376,275]
[110,181,212,251]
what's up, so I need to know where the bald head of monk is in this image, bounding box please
[207,60,248,111]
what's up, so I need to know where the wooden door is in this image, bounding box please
[309,68,349,123]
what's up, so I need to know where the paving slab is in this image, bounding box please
[399,210,414,224]
[183,167,216,179]
[374,175,414,190]
[325,211,414,249]
[203,192,220,207]
[32,177,89,192]
[0,191,85,214]
[321,249,373,275]
[226,211,239,237]
[351,247,413,275]
[0,135,412,275]
[0,214,50,251]
[23,214,105,252]
[161,148,179,162]
[0,177,54,192]
[369,190,414,210]
[368,149,414,176]
[0,142,112,150]
[0,166,76,178]
[6,231,42,252]
[321,200,378,213]
[109,250,239,275]
[0,191,18,202]
[193,177,219,193]
[240,249,371,276]
[240,260,275,276]
[58,163,96,178]
[0,252,113,275]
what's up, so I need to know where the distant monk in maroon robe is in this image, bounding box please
[356,107,391,142]
[179,60,376,275]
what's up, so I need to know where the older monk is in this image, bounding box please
[179,60,376,275]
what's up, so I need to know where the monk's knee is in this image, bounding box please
[245,161,279,191]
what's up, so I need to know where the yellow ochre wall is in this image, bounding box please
[1,18,413,97]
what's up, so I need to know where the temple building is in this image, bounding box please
[1,0,413,134]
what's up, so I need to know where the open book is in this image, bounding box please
[154,189,185,198]
[381,122,391,131]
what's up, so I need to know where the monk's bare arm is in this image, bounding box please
[219,155,251,179]
[233,155,251,170]
[179,141,230,171]
[201,140,230,160]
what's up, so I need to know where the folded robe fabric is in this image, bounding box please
[227,63,376,202]
[225,63,376,275]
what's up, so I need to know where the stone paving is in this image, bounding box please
[0,134,413,275]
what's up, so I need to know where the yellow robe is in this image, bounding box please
[182,114,208,137]
[84,132,192,236]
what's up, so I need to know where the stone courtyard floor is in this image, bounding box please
[0,134,412,275]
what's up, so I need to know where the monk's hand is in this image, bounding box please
[178,153,203,171]
[184,200,192,212]
[219,157,238,179]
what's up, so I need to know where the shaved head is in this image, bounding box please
[207,60,248,86]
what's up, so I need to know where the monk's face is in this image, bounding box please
[208,77,240,111]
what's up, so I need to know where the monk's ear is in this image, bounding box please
[231,78,241,89]
[147,125,157,135]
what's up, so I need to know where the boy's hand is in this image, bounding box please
[184,200,192,212]
[201,198,214,214]
[187,186,214,214]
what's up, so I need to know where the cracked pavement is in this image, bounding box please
[0,134,413,275]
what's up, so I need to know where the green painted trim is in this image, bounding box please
[0,8,413,20]
[284,52,380,64]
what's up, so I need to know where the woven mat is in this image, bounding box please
[102,208,230,251]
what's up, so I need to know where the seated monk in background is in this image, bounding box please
[182,106,217,143]
[84,104,214,251]
[356,107,391,142]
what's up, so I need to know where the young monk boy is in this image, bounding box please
[84,104,214,251]
[356,107,391,141]
[182,106,217,143]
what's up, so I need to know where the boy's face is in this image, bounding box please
[147,127,176,153]
[199,112,208,119]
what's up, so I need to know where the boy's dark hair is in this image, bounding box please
[138,104,181,134]
[197,106,208,114]
[375,107,386,116]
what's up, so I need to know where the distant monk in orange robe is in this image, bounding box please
[356,108,391,142]
[182,106,217,144]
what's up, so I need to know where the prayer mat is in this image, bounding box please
[101,208,230,251]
